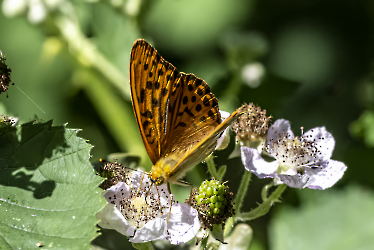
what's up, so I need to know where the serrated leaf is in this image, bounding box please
[0,120,106,249]
[269,186,374,250]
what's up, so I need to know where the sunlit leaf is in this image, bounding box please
[0,120,106,249]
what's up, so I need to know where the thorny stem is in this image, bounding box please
[224,170,252,237]
[206,155,219,180]
[236,184,287,222]
[261,182,274,201]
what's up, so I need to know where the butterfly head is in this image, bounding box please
[150,158,175,186]
[150,175,165,186]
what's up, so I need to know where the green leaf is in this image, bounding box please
[0,120,106,249]
[269,186,374,250]
[350,110,374,148]
[211,224,225,243]
[132,242,155,250]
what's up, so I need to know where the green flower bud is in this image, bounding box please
[210,195,218,203]
[213,208,220,215]
[188,178,235,231]
[206,186,213,196]
[215,202,222,209]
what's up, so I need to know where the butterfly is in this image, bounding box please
[130,39,241,191]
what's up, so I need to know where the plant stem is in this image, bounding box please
[236,184,287,222]
[233,171,252,213]
[224,170,252,237]
[206,155,218,180]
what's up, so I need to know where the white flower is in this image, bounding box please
[2,0,27,17]
[216,110,231,150]
[96,171,201,244]
[2,0,65,24]
[241,119,347,189]
[241,62,265,88]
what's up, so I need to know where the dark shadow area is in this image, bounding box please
[0,120,70,199]
[92,227,136,250]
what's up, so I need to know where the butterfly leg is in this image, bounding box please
[165,182,174,236]
[135,172,147,197]
[166,182,173,221]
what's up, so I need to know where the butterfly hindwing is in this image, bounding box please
[167,110,239,183]
[163,73,222,154]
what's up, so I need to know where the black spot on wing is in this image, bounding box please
[142,120,149,130]
[155,81,160,89]
[203,96,210,107]
[178,107,195,117]
[141,110,153,118]
[174,122,187,129]
[195,78,202,86]
[197,88,204,96]
[161,88,168,96]
[196,104,202,112]
[140,89,145,103]
[146,81,152,89]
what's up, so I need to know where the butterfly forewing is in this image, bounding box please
[130,40,170,164]
[130,39,222,165]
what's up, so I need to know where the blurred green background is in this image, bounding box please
[1,0,374,249]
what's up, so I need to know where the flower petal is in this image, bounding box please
[167,203,201,245]
[277,160,347,189]
[303,127,335,161]
[129,214,169,243]
[304,160,347,190]
[216,111,231,150]
[128,171,148,190]
[266,119,294,148]
[276,174,308,189]
[129,171,171,207]
[103,182,131,207]
[241,146,278,178]
[96,204,135,236]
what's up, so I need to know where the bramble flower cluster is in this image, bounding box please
[97,102,348,247]
[236,113,347,189]
[97,162,201,244]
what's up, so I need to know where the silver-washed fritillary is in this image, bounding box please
[130,39,241,191]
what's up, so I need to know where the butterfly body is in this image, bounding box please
[130,39,240,188]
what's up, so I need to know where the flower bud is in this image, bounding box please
[189,179,234,230]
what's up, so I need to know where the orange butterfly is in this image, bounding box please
[130,39,240,191]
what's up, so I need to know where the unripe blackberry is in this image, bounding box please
[189,179,234,230]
